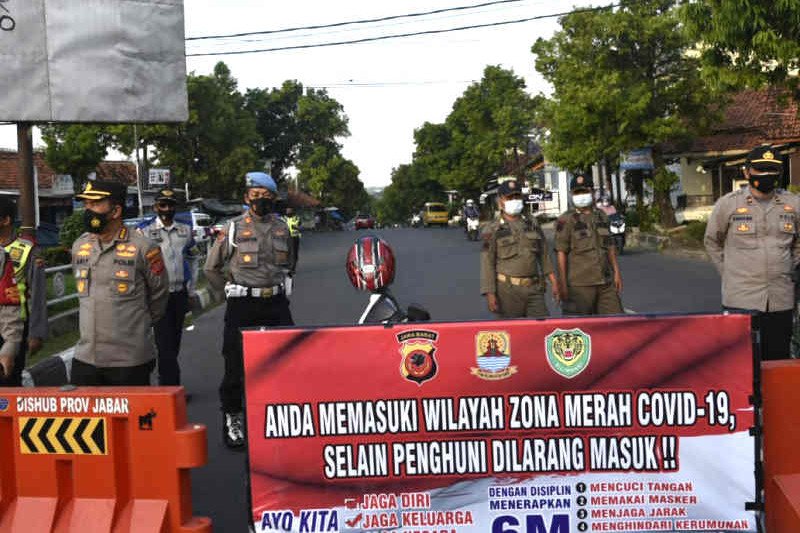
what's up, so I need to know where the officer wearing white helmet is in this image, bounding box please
[204,172,295,448]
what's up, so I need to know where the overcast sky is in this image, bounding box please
[0,0,593,188]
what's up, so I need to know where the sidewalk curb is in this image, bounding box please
[24,287,222,387]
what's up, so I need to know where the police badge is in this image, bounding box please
[396,330,439,385]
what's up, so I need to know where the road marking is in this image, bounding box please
[624,308,637,314]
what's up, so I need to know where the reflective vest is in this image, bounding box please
[285,215,300,237]
[0,239,32,318]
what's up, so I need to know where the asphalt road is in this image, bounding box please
[182,226,722,531]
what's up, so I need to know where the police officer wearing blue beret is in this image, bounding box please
[204,172,296,448]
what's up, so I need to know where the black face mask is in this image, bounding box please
[749,174,780,194]
[157,208,176,223]
[83,209,110,234]
[251,198,274,216]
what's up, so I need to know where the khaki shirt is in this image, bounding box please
[72,227,169,367]
[204,211,294,295]
[554,208,614,287]
[480,216,554,294]
[704,187,800,312]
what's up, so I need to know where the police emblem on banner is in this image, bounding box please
[545,328,591,378]
[396,330,438,385]
[472,331,517,380]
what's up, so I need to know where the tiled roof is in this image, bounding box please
[668,87,800,154]
[0,150,56,189]
[0,149,136,191]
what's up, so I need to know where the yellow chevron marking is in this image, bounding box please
[29,417,47,453]
[83,418,104,455]
[19,417,107,455]
[19,417,33,453]
[47,419,65,454]
[64,418,80,453]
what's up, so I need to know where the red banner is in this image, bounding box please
[244,314,756,532]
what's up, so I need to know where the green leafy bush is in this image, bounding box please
[685,221,707,243]
[42,246,71,267]
[59,210,84,249]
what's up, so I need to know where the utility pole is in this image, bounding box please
[134,124,144,217]
[16,123,36,241]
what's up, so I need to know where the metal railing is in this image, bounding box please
[46,264,77,308]
[45,256,209,311]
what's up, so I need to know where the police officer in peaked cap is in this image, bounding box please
[705,145,800,360]
[136,188,198,388]
[204,172,296,448]
[71,180,169,385]
[554,173,624,315]
[480,177,559,317]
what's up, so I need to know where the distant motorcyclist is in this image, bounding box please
[463,199,480,221]
[597,196,617,216]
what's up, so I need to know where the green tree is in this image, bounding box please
[532,0,719,226]
[150,62,259,199]
[411,66,539,198]
[377,164,445,224]
[245,81,349,181]
[40,125,114,189]
[297,146,369,219]
[682,0,800,94]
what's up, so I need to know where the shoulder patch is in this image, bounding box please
[556,220,565,232]
[146,247,165,275]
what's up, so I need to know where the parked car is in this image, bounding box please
[354,214,375,230]
[189,211,214,245]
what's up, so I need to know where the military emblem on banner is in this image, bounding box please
[396,330,439,385]
[545,328,591,378]
[472,331,517,380]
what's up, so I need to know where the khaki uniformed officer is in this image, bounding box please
[204,172,295,448]
[555,174,624,315]
[705,145,800,360]
[71,181,169,386]
[481,178,559,318]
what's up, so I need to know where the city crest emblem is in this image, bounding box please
[397,330,439,385]
[472,331,517,380]
[545,328,591,379]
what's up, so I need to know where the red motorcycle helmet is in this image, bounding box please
[346,235,396,292]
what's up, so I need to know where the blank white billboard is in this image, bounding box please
[0,0,188,122]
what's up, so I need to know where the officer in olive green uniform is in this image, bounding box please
[555,174,623,315]
[204,172,295,448]
[481,178,559,318]
[705,145,800,360]
[71,181,169,385]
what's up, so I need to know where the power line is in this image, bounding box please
[186,0,525,41]
[201,1,549,47]
[187,4,617,57]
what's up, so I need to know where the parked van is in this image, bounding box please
[422,202,449,227]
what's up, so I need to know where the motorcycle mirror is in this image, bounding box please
[406,305,431,322]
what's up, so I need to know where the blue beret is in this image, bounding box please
[245,172,277,193]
